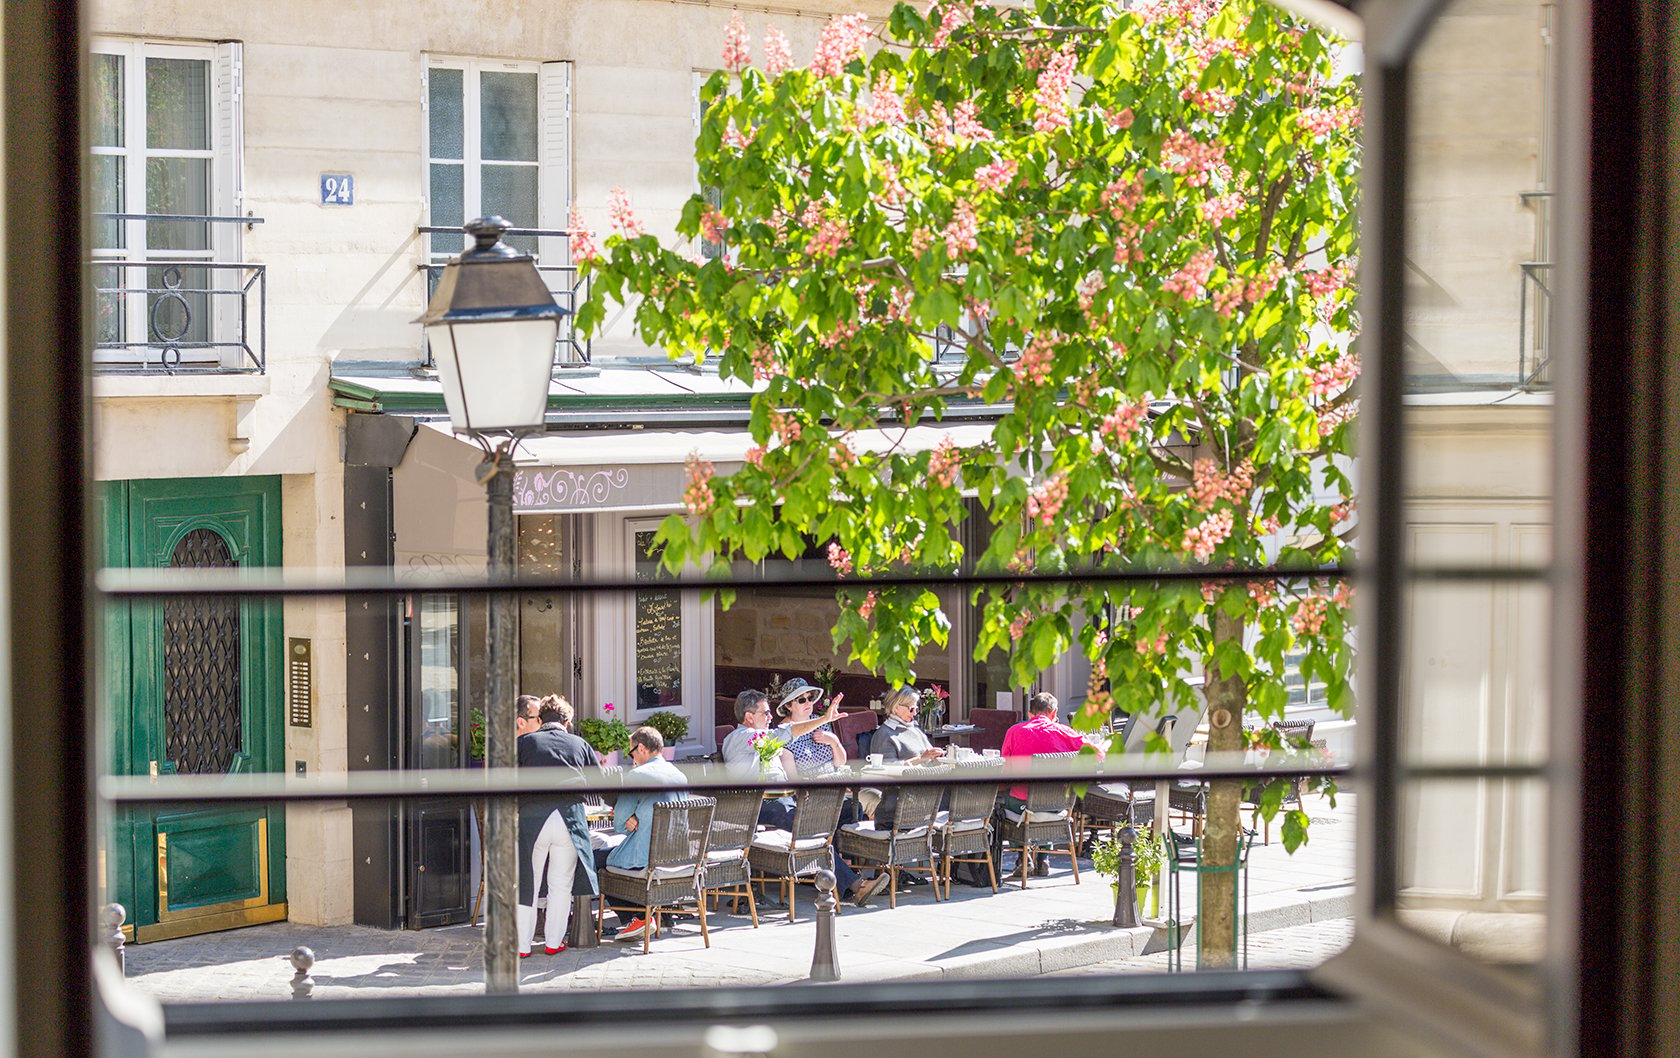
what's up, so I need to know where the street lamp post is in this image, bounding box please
[418,216,566,994]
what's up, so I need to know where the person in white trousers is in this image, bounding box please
[514,695,599,957]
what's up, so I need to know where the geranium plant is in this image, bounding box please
[577,702,633,756]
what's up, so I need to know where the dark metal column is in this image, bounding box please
[482,454,518,993]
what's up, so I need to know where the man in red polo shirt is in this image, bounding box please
[1000,692,1103,877]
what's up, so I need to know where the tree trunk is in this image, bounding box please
[1198,606,1246,969]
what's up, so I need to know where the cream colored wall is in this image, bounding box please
[89,0,900,927]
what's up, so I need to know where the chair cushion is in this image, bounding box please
[604,863,699,882]
[707,848,746,864]
[750,830,831,853]
[840,822,930,842]
[1002,807,1071,824]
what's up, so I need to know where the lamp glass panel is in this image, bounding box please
[427,318,557,432]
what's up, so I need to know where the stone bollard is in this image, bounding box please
[1111,825,1139,928]
[807,869,840,983]
[289,946,315,1000]
[102,903,127,976]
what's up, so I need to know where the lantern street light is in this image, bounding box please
[418,216,565,994]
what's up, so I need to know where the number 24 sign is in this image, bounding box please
[320,174,354,206]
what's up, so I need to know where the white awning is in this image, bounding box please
[416,420,999,514]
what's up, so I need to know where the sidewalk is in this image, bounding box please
[121,793,1354,1002]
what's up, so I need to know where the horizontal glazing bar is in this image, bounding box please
[94,212,265,224]
[96,563,1353,599]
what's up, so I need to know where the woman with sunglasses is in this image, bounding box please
[777,680,848,778]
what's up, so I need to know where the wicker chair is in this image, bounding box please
[1247,718,1318,844]
[999,751,1081,888]
[595,796,715,954]
[702,788,761,926]
[747,787,846,923]
[837,776,946,907]
[933,766,1002,897]
[1075,716,1177,851]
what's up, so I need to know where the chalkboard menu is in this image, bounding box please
[634,531,682,710]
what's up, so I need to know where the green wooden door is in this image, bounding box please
[103,477,287,941]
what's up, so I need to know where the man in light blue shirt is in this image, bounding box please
[601,726,687,942]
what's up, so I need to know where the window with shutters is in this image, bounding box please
[423,57,579,359]
[90,39,251,372]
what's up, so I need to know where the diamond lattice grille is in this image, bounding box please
[163,528,242,775]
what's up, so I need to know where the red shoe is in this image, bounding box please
[518,950,533,959]
[545,944,567,955]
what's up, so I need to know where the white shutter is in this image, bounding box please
[212,41,244,364]
[537,61,571,266]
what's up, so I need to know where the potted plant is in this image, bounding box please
[1093,826,1167,920]
[813,661,840,697]
[468,706,486,765]
[643,710,689,759]
[576,702,632,765]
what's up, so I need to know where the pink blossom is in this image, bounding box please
[700,207,729,246]
[769,408,803,444]
[1292,593,1329,636]
[722,121,755,150]
[1298,105,1361,136]
[1075,270,1106,313]
[859,590,878,620]
[1135,631,1169,656]
[1317,400,1358,437]
[1332,582,1355,607]
[1212,283,1245,318]
[744,445,766,467]
[1108,106,1135,129]
[1100,400,1148,447]
[816,318,859,348]
[748,344,784,382]
[607,186,644,237]
[909,227,935,256]
[929,438,961,488]
[1015,333,1056,385]
[811,13,870,78]
[764,26,794,74]
[1188,458,1255,510]
[723,12,752,72]
[1304,266,1353,298]
[802,203,850,258]
[1101,176,1145,219]
[874,162,909,209]
[1329,499,1353,524]
[1032,45,1077,134]
[1163,249,1216,300]
[1160,130,1225,187]
[860,72,907,128]
[831,438,856,470]
[1199,192,1243,226]
[926,100,993,147]
[928,0,972,47]
[567,204,599,262]
[827,542,854,575]
[1182,509,1234,560]
[973,158,1018,194]
[944,200,979,257]
[1309,350,1360,397]
[1025,473,1069,528]
[683,452,716,515]
[1248,581,1276,607]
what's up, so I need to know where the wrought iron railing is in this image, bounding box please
[419,226,591,367]
[91,213,266,374]
[1518,261,1553,389]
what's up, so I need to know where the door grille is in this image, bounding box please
[163,527,242,775]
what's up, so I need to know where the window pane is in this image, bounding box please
[145,57,210,151]
[419,595,462,771]
[1395,0,1552,963]
[92,52,124,148]
[481,164,538,254]
[430,162,465,248]
[634,530,682,712]
[92,263,126,347]
[91,154,124,250]
[479,71,537,162]
[145,157,210,249]
[428,67,464,160]
[146,263,210,349]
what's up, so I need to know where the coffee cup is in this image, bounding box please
[868,753,884,767]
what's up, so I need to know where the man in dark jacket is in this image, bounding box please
[515,695,599,957]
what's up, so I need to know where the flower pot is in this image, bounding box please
[597,750,618,767]
[1136,882,1157,919]
[662,747,676,761]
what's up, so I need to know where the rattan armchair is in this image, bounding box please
[999,751,1081,888]
[837,777,946,907]
[933,765,1001,897]
[702,788,761,927]
[747,787,846,923]
[595,796,715,954]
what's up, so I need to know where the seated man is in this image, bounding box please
[999,691,1104,877]
[598,725,688,942]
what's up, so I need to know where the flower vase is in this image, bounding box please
[598,750,618,767]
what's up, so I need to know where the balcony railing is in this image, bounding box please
[1519,261,1553,389]
[91,213,266,375]
[419,226,591,367]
